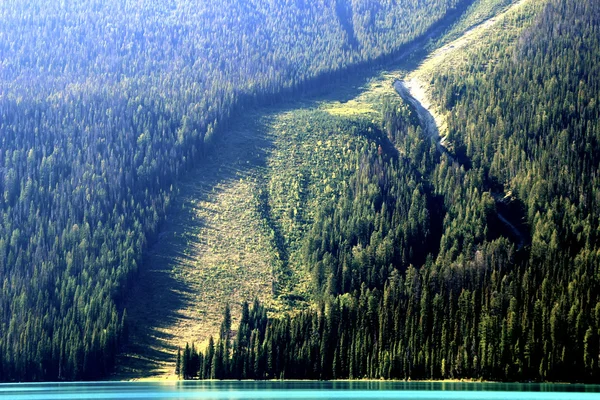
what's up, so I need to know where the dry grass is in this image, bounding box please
[116,73,401,379]
[321,72,402,119]
[116,115,281,379]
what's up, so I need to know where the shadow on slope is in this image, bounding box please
[115,112,277,379]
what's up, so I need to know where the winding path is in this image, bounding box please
[393,80,450,159]
[394,80,526,250]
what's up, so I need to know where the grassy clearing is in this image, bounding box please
[263,72,408,304]
[321,72,402,118]
[265,110,369,302]
[117,113,281,379]
[116,72,403,379]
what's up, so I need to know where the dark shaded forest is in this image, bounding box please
[0,0,468,381]
[184,0,600,382]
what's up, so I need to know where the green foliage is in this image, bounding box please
[426,0,600,381]
[265,109,394,301]
[4,0,598,383]
[193,0,600,383]
[432,0,517,48]
[0,0,466,381]
[300,138,435,296]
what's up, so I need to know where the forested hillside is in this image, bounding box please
[187,0,600,382]
[0,0,470,381]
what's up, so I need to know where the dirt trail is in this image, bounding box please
[394,80,450,158]
[429,0,531,61]
[393,0,529,251]
[397,76,526,250]
[399,0,533,137]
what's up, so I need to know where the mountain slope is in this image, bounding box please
[118,70,408,379]
[421,0,600,380]
[184,0,600,382]
[120,0,540,380]
[0,0,472,381]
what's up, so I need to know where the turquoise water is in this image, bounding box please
[2,381,600,400]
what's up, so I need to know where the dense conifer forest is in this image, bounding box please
[0,0,470,381]
[182,0,600,383]
[2,0,599,384]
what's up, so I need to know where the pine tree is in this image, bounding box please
[175,347,181,378]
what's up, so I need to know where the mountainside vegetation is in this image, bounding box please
[184,0,600,383]
[3,0,599,384]
[0,0,473,381]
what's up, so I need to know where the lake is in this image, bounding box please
[2,381,600,400]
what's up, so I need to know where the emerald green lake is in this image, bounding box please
[2,381,600,400]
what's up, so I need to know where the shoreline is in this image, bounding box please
[118,377,586,385]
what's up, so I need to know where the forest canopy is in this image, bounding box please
[0,0,466,381]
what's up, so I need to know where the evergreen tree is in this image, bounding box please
[175,347,181,378]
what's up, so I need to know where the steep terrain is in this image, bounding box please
[0,0,473,381]
[120,0,536,379]
[5,0,599,383]
[118,73,406,379]
[393,0,534,250]
[179,0,600,383]
[117,114,280,378]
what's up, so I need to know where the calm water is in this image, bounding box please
[2,381,600,400]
